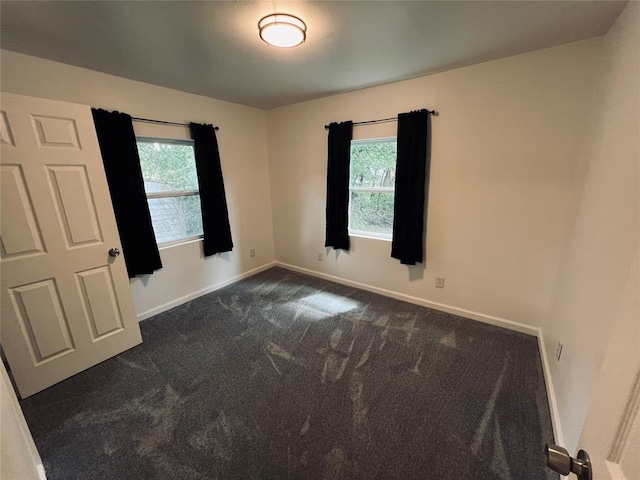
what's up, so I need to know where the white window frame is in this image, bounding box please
[348,136,397,241]
[136,137,204,247]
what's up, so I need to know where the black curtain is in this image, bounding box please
[91,108,162,277]
[391,109,431,265]
[189,123,233,256]
[325,121,353,250]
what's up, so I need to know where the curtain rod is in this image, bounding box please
[132,116,219,131]
[324,109,437,130]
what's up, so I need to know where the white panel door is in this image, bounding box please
[0,92,142,398]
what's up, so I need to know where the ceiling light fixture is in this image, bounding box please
[258,13,306,48]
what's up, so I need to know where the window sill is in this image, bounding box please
[158,235,203,250]
[349,231,392,242]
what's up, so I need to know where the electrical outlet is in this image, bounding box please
[435,277,445,288]
[556,342,563,362]
[317,252,323,262]
[250,248,256,258]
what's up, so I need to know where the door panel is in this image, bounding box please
[0,111,15,146]
[0,92,142,398]
[46,165,103,246]
[9,278,74,365]
[31,114,81,148]
[0,164,45,258]
[9,278,75,363]
[75,266,125,339]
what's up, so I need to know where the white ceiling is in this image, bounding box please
[0,1,627,109]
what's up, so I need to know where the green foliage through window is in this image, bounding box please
[137,139,203,245]
[350,140,397,188]
[350,191,395,234]
[137,141,199,192]
[349,138,397,237]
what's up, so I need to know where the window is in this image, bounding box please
[136,138,203,246]
[349,137,397,239]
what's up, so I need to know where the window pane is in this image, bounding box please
[137,141,199,193]
[148,195,203,244]
[350,141,397,188]
[350,191,394,235]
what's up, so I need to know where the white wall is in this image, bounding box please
[266,38,604,330]
[541,2,640,454]
[0,362,46,480]
[0,50,275,318]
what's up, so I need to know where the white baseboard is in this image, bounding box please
[275,261,538,336]
[537,331,565,446]
[136,261,276,321]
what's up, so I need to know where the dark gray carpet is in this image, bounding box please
[20,267,557,480]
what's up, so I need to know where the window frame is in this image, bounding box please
[136,136,204,247]
[348,136,397,241]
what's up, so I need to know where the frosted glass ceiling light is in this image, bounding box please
[259,14,306,48]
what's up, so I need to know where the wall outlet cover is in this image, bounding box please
[435,277,445,288]
[556,342,563,361]
[250,248,256,258]
[317,252,323,262]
